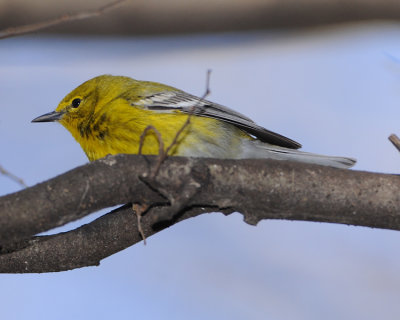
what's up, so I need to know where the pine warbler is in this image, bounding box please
[32,75,355,168]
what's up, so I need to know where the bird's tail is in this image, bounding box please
[242,140,356,169]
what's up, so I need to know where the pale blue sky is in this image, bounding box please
[2,22,400,320]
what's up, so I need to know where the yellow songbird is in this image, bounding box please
[32,75,355,168]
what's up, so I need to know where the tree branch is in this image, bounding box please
[0,0,127,39]
[1,0,400,37]
[0,204,218,273]
[389,134,400,153]
[1,155,400,273]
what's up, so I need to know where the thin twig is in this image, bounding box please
[138,125,165,156]
[137,126,166,243]
[165,69,212,156]
[0,165,27,188]
[134,71,213,235]
[132,203,149,245]
[389,134,400,153]
[150,69,212,178]
[0,0,128,40]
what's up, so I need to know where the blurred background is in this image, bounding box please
[2,0,400,319]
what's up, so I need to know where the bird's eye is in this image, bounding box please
[71,98,81,108]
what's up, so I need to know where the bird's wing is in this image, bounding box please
[133,90,302,149]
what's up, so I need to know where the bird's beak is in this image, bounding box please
[31,111,64,123]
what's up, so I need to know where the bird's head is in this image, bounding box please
[32,75,134,136]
